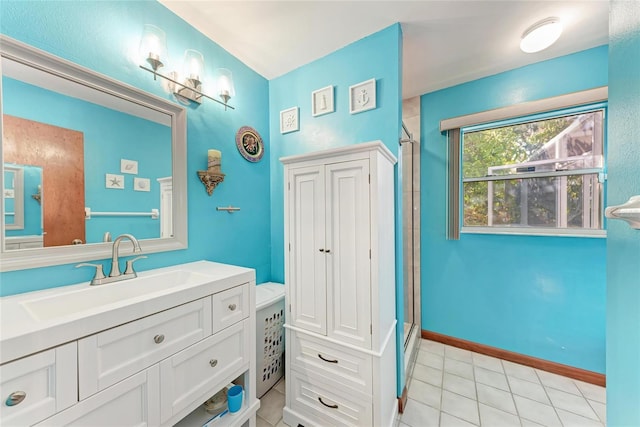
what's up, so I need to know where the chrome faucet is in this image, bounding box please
[109,234,142,277]
[76,233,147,285]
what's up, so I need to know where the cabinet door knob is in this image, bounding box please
[228,303,237,311]
[325,249,331,253]
[318,353,339,364]
[153,334,165,344]
[319,248,325,252]
[5,391,26,406]
[318,397,338,409]
[209,359,218,367]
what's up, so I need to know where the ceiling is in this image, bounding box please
[159,1,609,99]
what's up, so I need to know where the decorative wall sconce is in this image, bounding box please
[31,185,41,205]
[197,149,225,196]
[138,24,236,110]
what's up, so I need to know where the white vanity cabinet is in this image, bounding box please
[281,142,398,427]
[0,261,258,427]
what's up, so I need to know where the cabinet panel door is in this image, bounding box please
[325,159,372,348]
[288,165,327,335]
[79,297,212,399]
[36,367,160,427]
[0,342,77,426]
[159,319,247,423]
[212,283,249,333]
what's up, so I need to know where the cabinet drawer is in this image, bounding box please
[0,342,77,427]
[290,330,372,395]
[212,283,249,333]
[79,297,212,399]
[36,366,160,427]
[289,369,372,427]
[160,318,249,424]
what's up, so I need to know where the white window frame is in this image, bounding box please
[460,105,607,238]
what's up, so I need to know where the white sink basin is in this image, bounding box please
[21,270,210,321]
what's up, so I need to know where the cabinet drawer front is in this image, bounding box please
[212,283,249,333]
[160,318,249,423]
[0,342,77,427]
[36,366,160,427]
[79,297,212,399]
[289,369,372,427]
[290,331,372,394]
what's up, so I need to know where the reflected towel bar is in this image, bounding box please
[85,208,159,219]
[216,206,240,213]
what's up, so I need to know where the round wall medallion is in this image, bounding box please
[235,126,264,162]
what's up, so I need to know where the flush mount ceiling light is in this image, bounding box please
[520,17,563,53]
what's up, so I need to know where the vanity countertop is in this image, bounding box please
[0,260,255,365]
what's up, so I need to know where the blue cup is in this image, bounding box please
[227,385,243,413]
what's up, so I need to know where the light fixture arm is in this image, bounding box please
[139,65,235,110]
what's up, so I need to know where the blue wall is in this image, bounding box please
[267,23,405,395]
[607,1,640,424]
[0,0,271,295]
[3,77,171,242]
[421,46,608,373]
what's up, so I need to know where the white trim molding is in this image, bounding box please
[440,86,608,132]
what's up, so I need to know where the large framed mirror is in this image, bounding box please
[0,36,187,271]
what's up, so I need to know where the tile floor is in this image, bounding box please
[257,377,287,427]
[400,339,606,427]
[255,339,607,427]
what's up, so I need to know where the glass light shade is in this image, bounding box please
[520,18,563,53]
[182,49,205,83]
[139,24,167,70]
[214,68,236,101]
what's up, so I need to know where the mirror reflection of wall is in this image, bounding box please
[3,164,43,250]
[1,70,172,250]
[4,166,21,228]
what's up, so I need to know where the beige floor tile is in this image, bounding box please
[476,383,517,415]
[441,390,479,425]
[401,398,440,427]
[412,363,444,387]
[408,377,442,409]
[479,402,521,426]
[257,388,285,425]
[514,395,562,426]
[443,372,476,399]
[444,358,474,380]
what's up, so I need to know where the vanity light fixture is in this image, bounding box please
[520,17,563,53]
[138,25,236,110]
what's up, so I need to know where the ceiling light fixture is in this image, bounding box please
[520,17,563,53]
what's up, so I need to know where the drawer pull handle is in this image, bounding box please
[318,397,338,409]
[154,334,165,344]
[210,359,218,367]
[5,391,26,406]
[228,303,237,311]
[318,354,338,364]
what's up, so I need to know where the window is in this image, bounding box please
[461,105,606,235]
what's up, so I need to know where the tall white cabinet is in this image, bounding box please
[282,141,398,427]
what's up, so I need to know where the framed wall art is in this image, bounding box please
[311,85,334,117]
[349,78,376,114]
[280,107,299,134]
[235,126,264,162]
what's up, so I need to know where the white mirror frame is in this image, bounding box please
[0,35,188,272]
